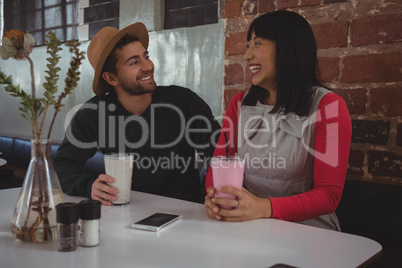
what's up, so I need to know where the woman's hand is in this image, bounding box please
[205,187,223,220]
[205,186,272,222]
[91,174,119,206]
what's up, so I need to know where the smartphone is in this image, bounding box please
[131,213,182,232]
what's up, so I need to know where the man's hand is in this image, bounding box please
[91,174,119,206]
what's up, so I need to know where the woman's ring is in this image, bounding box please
[236,200,240,209]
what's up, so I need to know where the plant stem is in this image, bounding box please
[31,122,35,141]
[38,105,50,140]
[47,91,66,139]
[26,56,36,99]
[27,55,39,139]
[47,110,58,140]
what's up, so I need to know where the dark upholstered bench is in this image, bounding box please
[336,179,402,267]
[0,135,104,189]
[0,135,208,191]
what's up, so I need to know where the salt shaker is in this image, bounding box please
[56,202,79,252]
[79,200,101,247]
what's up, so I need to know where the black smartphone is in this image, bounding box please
[131,213,182,232]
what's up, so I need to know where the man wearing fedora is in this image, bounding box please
[54,22,220,205]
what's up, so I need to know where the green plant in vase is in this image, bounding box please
[0,30,85,242]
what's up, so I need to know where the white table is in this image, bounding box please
[0,152,7,166]
[0,188,381,268]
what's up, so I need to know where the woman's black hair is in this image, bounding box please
[242,10,324,116]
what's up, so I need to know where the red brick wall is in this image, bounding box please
[220,0,402,184]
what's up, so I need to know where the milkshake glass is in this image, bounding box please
[210,156,245,209]
[104,153,133,205]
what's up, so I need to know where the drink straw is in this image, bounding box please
[224,133,229,159]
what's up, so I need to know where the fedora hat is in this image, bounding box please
[87,22,149,95]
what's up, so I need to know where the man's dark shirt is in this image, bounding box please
[53,86,221,203]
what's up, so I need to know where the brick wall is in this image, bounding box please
[220,0,402,184]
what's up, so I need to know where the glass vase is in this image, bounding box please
[10,139,65,242]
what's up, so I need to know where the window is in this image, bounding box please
[164,0,218,30]
[83,0,119,40]
[4,0,79,46]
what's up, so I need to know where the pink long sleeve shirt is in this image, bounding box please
[205,89,352,223]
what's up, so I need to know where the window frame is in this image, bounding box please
[164,0,218,30]
[3,0,79,46]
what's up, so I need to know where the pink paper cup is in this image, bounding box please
[211,156,245,209]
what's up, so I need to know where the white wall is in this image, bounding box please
[0,0,223,141]
[120,0,224,117]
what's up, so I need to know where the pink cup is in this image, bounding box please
[211,156,245,209]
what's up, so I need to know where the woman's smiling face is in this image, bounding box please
[244,32,277,91]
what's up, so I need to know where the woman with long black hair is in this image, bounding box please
[204,10,352,230]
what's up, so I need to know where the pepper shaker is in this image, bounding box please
[56,202,79,252]
[79,200,101,247]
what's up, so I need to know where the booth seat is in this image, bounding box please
[0,135,205,189]
[0,135,104,189]
[335,179,402,267]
